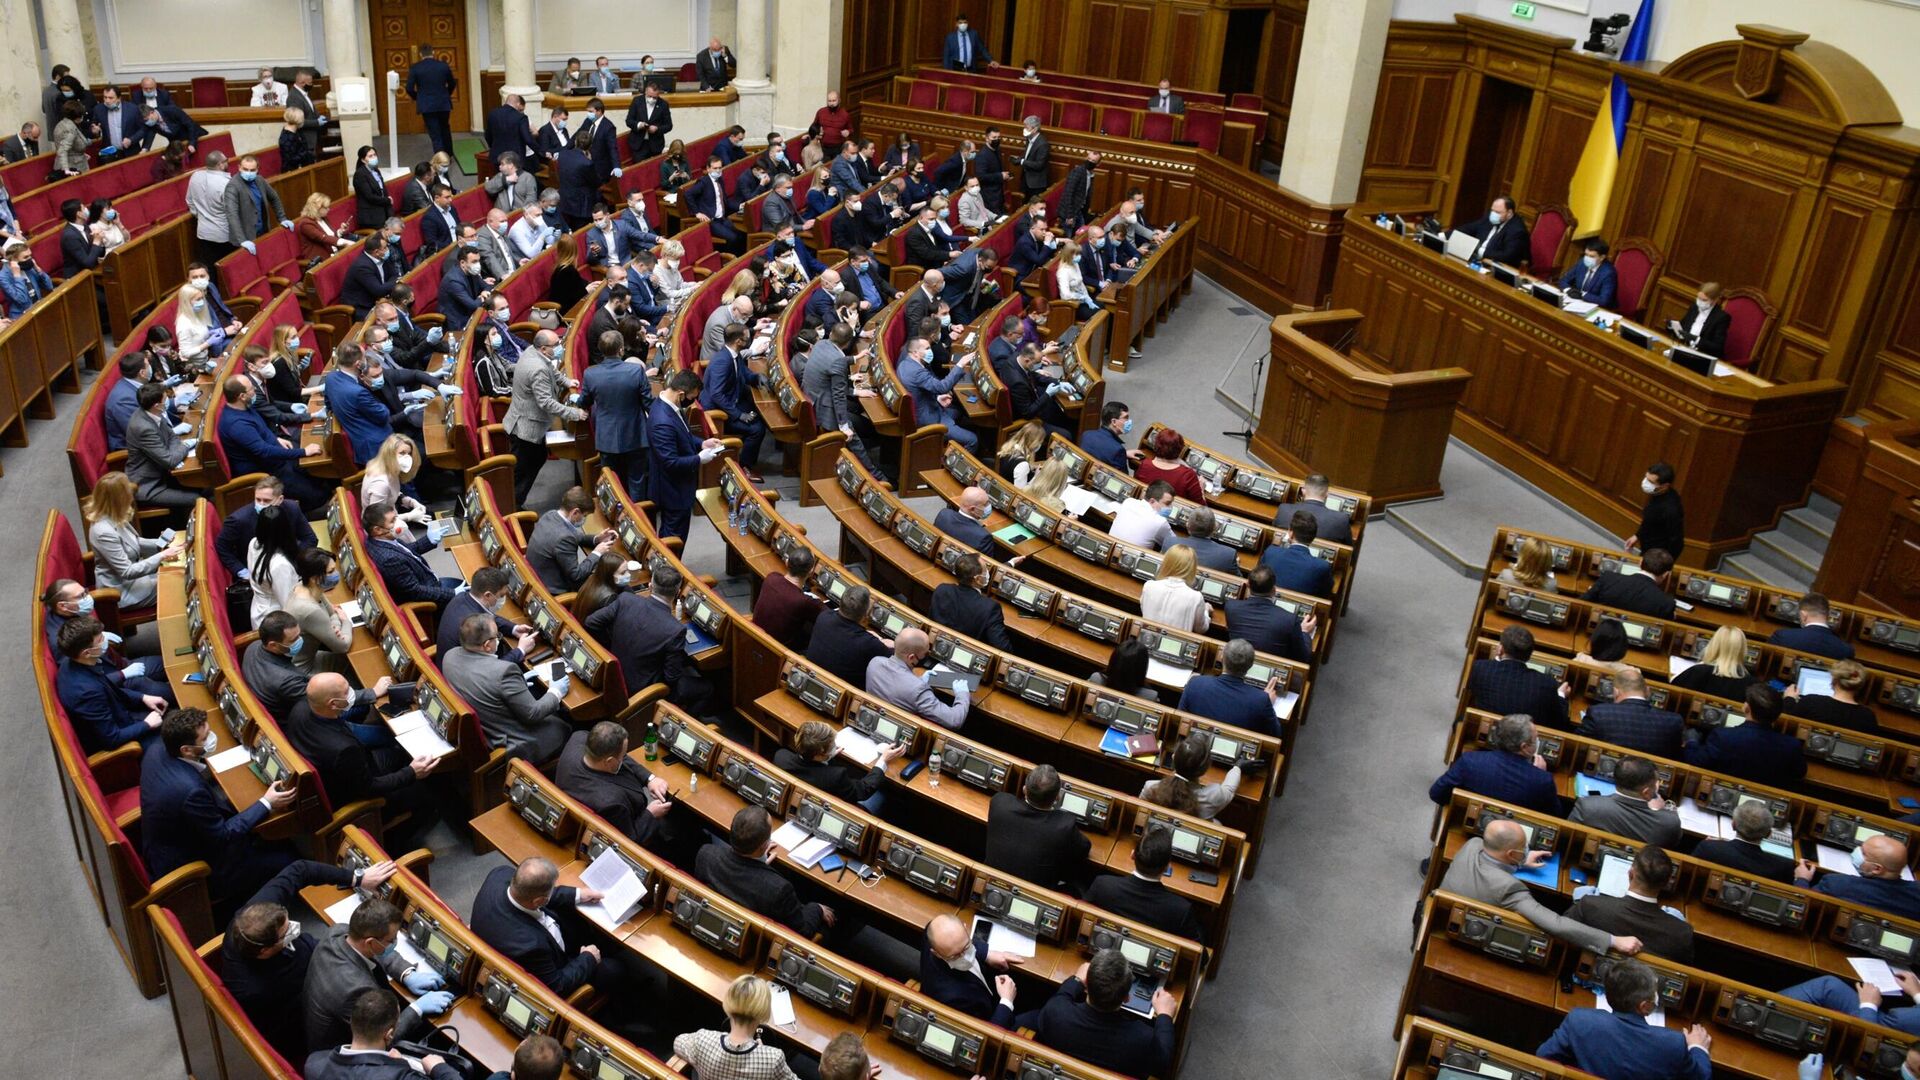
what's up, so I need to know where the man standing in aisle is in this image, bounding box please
[406,44,459,158]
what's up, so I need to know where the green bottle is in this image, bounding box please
[644,722,659,762]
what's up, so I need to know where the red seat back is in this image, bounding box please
[309,244,360,306]
[1018,97,1054,127]
[1182,108,1222,151]
[907,81,940,110]
[1141,112,1175,142]
[1721,288,1775,370]
[1230,93,1262,110]
[1100,108,1133,138]
[943,87,976,115]
[677,63,698,84]
[191,77,226,108]
[981,91,1016,120]
[1058,102,1094,132]
[1529,205,1572,274]
[1612,239,1661,319]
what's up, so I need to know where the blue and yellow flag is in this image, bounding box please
[1567,0,1655,238]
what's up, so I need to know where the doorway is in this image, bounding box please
[366,0,469,137]
[1219,8,1267,96]
[1451,77,1532,225]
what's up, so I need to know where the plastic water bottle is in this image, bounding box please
[927,747,941,788]
[726,495,740,533]
[735,495,748,537]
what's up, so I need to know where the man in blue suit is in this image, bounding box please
[650,371,725,543]
[942,15,996,71]
[1537,960,1712,1080]
[140,708,297,909]
[1770,593,1855,660]
[1795,833,1920,921]
[322,344,393,467]
[614,190,658,256]
[89,86,142,156]
[579,98,622,185]
[898,334,977,451]
[585,201,626,268]
[405,44,459,155]
[1582,667,1685,760]
[555,134,601,231]
[337,235,397,319]
[581,328,654,501]
[215,377,329,511]
[919,913,1018,1027]
[1079,401,1139,473]
[684,155,745,255]
[134,103,206,154]
[1009,217,1058,278]
[1683,684,1806,789]
[1177,639,1283,738]
[1223,566,1315,663]
[701,325,766,477]
[1258,510,1334,599]
[214,477,316,575]
[484,94,538,169]
[105,351,178,451]
[623,251,670,323]
[468,857,607,998]
[940,246,1001,325]
[772,221,825,278]
[418,184,459,256]
[362,499,458,609]
[439,245,490,327]
[1466,625,1570,729]
[1428,713,1560,815]
[934,486,995,555]
[56,615,166,755]
[1558,238,1618,310]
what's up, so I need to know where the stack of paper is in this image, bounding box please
[970,915,1038,958]
[388,710,453,758]
[338,600,364,628]
[1849,957,1913,994]
[1060,484,1102,517]
[207,745,253,773]
[578,847,649,931]
[1563,299,1598,316]
[1145,659,1194,689]
[1667,655,1698,679]
[834,728,881,766]
[1273,691,1300,720]
[1675,797,1724,837]
[545,429,576,445]
[789,836,836,868]
[1593,990,1666,1026]
[324,891,365,923]
[1596,854,1632,898]
[768,984,797,1026]
[771,821,811,851]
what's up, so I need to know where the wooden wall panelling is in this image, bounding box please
[1855,212,1920,422]
[1259,1,1308,164]
[842,0,912,109]
[1359,23,1471,213]
[1814,420,1920,613]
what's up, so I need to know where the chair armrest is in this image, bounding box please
[233,630,259,649]
[415,313,446,327]
[87,741,144,793]
[399,602,437,642]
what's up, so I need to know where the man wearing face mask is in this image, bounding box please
[439,244,491,326]
[56,615,169,754]
[830,187,873,250]
[502,329,588,509]
[527,486,617,592]
[1080,400,1143,473]
[760,175,804,235]
[1624,461,1684,559]
[358,328,445,449]
[623,250,671,323]
[215,477,317,577]
[1795,833,1920,920]
[933,485,997,556]
[374,292,449,374]
[932,552,1012,651]
[581,328,657,501]
[697,805,836,935]
[337,233,399,320]
[139,707,298,911]
[1536,959,1709,1079]
[584,560,717,718]
[1454,195,1530,267]
[844,245,896,312]
[906,205,957,271]
[222,154,290,256]
[650,370,728,542]
[1558,238,1618,310]
[244,611,390,721]
[943,15,996,72]
[303,897,454,1053]
[437,566,538,663]
[625,81,672,160]
[284,672,441,847]
[700,325,768,479]
[216,376,328,511]
[482,292,530,364]
[42,578,172,692]
[686,154,745,255]
[132,100,206,155]
[1442,818,1643,956]
[615,190,659,257]
[1109,480,1179,552]
[920,914,1022,1027]
[222,856,398,1061]
[898,334,978,451]
[1009,215,1057,279]
[125,380,207,519]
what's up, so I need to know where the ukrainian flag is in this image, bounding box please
[1567,0,1655,239]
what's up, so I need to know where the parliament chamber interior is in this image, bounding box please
[14,0,1920,1078]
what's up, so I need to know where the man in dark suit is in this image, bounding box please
[934,486,996,555]
[905,206,956,270]
[1177,639,1283,739]
[90,86,142,156]
[829,195,873,251]
[625,83,672,160]
[1626,461,1685,559]
[56,616,167,755]
[1582,546,1676,621]
[405,44,458,156]
[1670,282,1732,359]
[1567,846,1694,963]
[59,198,105,276]
[1427,713,1560,816]
[649,371,723,543]
[532,106,570,166]
[1536,961,1712,1079]
[805,584,892,690]
[470,857,611,997]
[1009,217,1058,278]
[696,37,736,91]
[695,805,833,935]
[1034,949,1176,1080]
[581,327,655,501]
[1770,591,1855,660]
[931,553,1012,651]
[1085,828,1204,944]
[940,246,1002,325]
[1692,800,1796,883]
[302,896,451,1054]
[584,562,715,718]
[774,719,903,814]
[526,487,614,592]
[1267,473,1353,545]
[920,914,1020,1027]
[1567,756,1682,847]
[0,122,40,163]
[1684,684,1806,789]
[555,722,675,853]
[985,765,1090,893]
[1058,152,1099,232]
[1455,195,1530,267]
[362,500,458,609]
[1173,507,1241,576]
[1224,565,1315,664]
[437,566,535,663]
[700,325,766,476]
[976,127,1009,212]
[992,337,1072,438]
[1466,625,1569,729]
[439,243,489,326]
[134,103,207,154]
[1257,510,1334,599]
[139,708,296,910]
[578,98,621,184]
[305,990,464,1080]
[1559,238,1618,309]
[685,155,745,255]
[283,672,440,850]
[418,184,460,256]
[1017,117,1051,201]
[338,235,398,319]
[555,133,601,232]
[1796,834,1920,922]
[942,15,995,72]
[485,94,538,169]
[1581,666,1685,759]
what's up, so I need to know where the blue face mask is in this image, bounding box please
[1156,506,1172,518]
[1901,1062,1919,1080]
[385,321,400,333]
[323,571,341,589]
[287,635,305,656]
[1120,418,1134,435]
[104,209,118,221]
[238,170,258,182]
[71,594,95,614]
[379,341,393,354]
[369,376,385,389]
[1853,846,1869,872]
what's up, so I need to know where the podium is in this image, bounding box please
[1252,310,1470,505]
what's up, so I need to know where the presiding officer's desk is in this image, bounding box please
[1331,217,1847,564]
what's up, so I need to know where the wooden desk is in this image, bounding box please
[1332,221,1848,564]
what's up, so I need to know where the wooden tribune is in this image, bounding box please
[1254,309,1469,505]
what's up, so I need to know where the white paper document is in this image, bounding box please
[207,745,254,773]
[391,712,454,759]
[1597,854,1632,898]
[970,915,1038,958]
[789,836,836,869]
[1593,990,1666,1027]
[545,429,577,445]
[768,984,796,1026]
[771,821,811,852]
[578,846,648,930]
[1818,842,1919,880]
[1667,655,1698,679]
[1675,797,1724,838]
[1145,658,1194,689]
[1273,691,1300,720]
[833,727,881,766]
[1562,299,1598,316]
[1849,957,1909,995]
[1059,484,1102,517]
[324,891,365,923]
[339,600,364,627]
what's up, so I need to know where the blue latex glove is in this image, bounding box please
[181,438,198,451]
[289,402,308,415]
[405,388,435,403]
[550,674,571,699]
[172,422,193,435]
[103,631,124,645]
[453,582,470,595]
[240,240,256,255]
[426,326,444,343]
[401,966,444,994]
[437,384,463,397]
[164,374,185,387]
[611,167,623,178]
[408,989,454,1017]
[425,521,449,544]
[235,567,250,581]
[403,403,425,420]
[121,660,146,679]
[279,219,293,230]
[1798,1054,1823,1080]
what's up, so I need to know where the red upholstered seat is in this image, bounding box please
[1721,287,1776,370]
[981,91,1016,120]
[1182,108,1222,151]
[1100,108,1133,137]
[677,63,698,84]
[1611,238,1662,319]
[1529,205,1574,275]
[943,87,977,114]
[190,77,226,108]
[1018,97,1054,126]
[1230,93,1262,111]
[1141,111,1176,142]
[907,81,940,110]
[1058,102,1094,131]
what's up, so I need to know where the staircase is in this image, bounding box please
[1717,493,1840,591]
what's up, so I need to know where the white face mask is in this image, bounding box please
[1640,478,1659,495]
[1583,255,1599,268]
[258,361,277,378]
[189,276,210,290]
[396,453,414,472]
[1696,299,1711,312]
[1487,211,1502,225]
[198,729,218,755]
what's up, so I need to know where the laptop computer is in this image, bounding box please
[1444,230,1481,262]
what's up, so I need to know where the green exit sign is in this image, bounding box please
[1511,1,1536,17]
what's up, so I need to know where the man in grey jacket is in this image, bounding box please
[525,486,615,592]
[501,329,587,510]
[222,154,289,253]
[125,382,205,517]
[703,294,753,357]
[302,897,453,1054]
[186,151,234,265]
[440,612,571,762]
[802,324,881,475]
[1439,820,1643,957]
[1567,756,1683,847]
